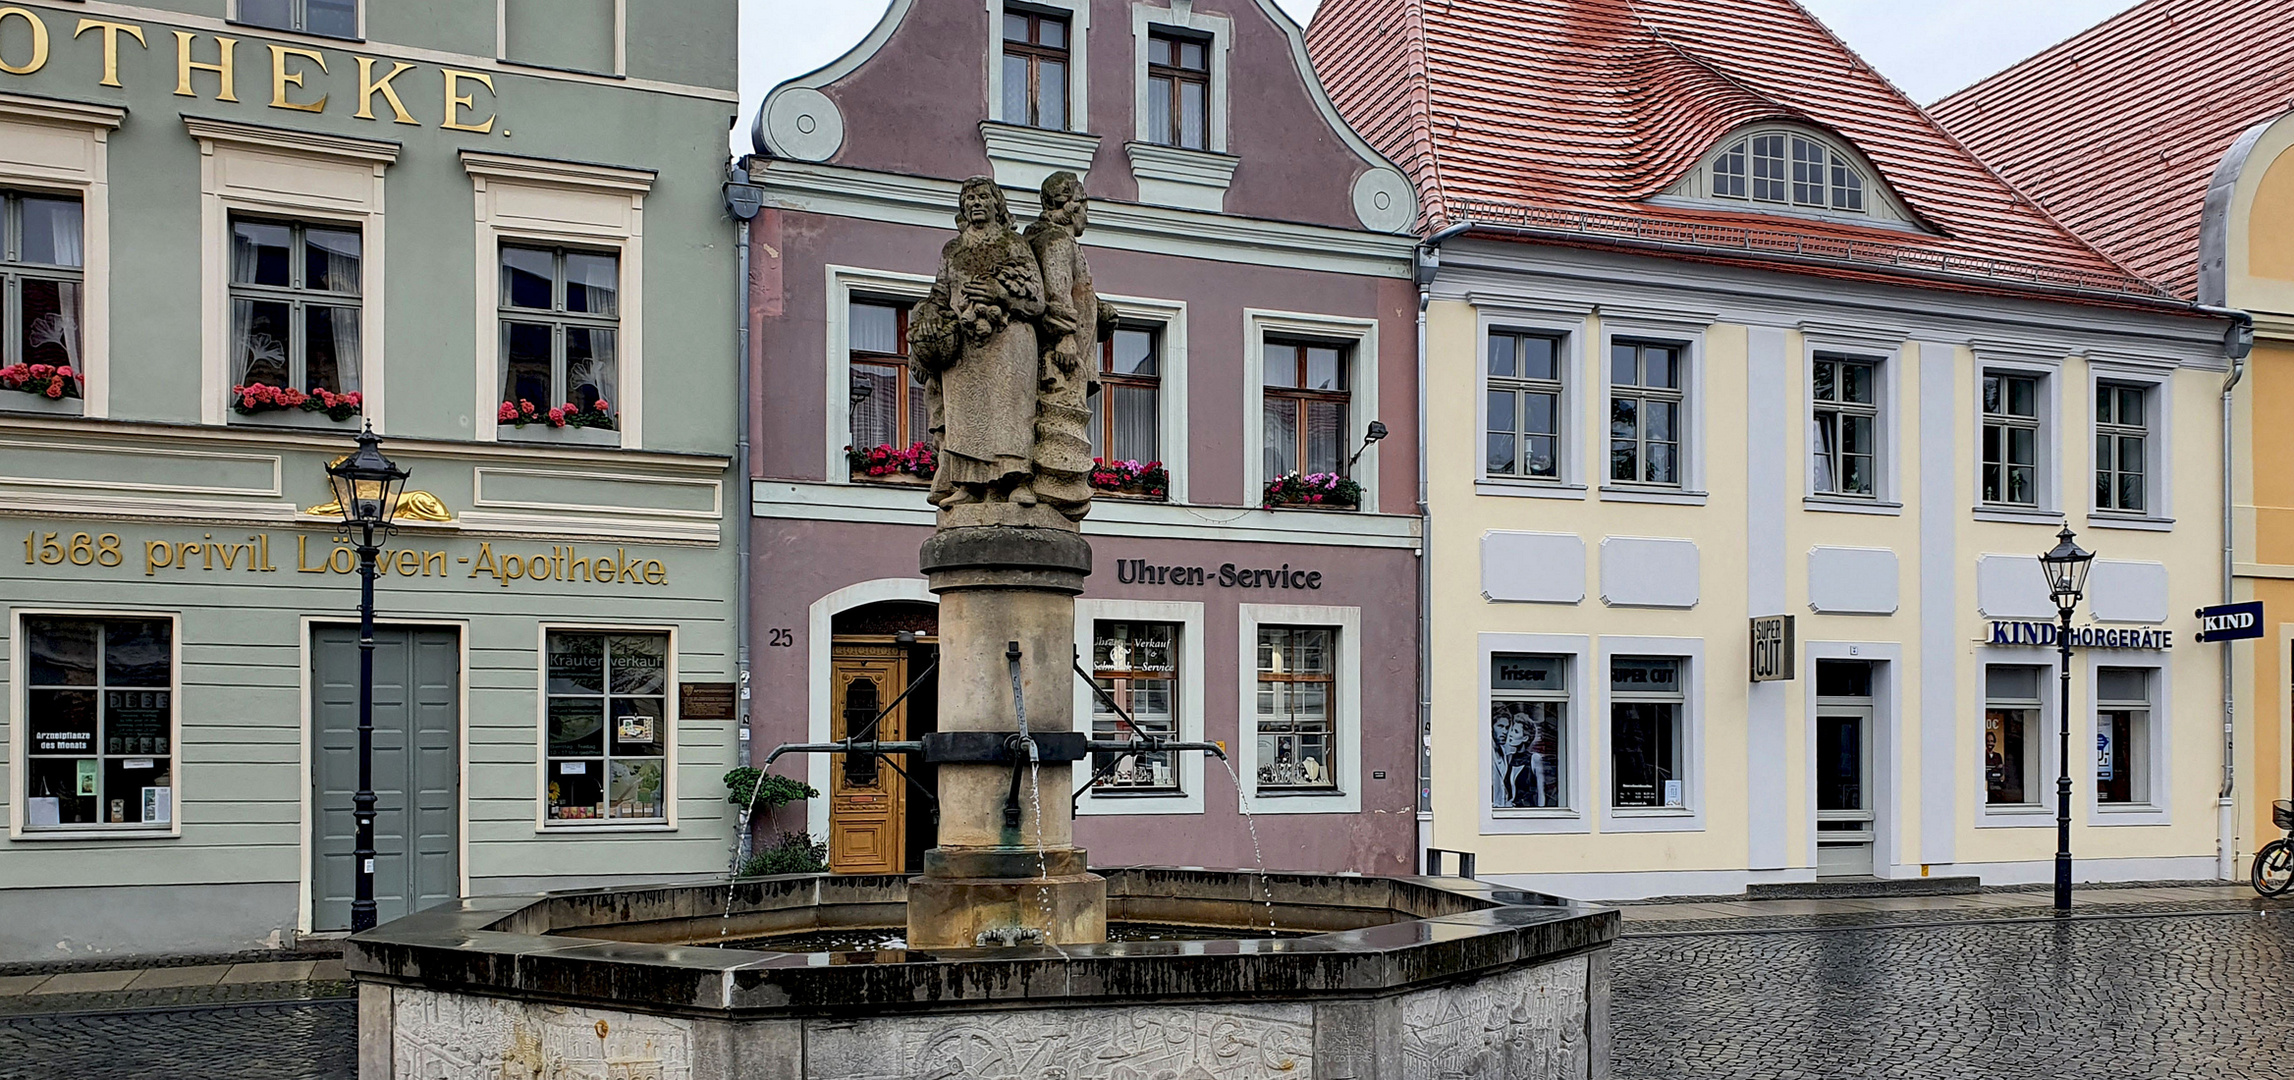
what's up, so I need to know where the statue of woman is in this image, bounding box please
[1026,171,1119,522]
[912,177,1048,509]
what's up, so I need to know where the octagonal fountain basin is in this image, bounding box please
[345,866,1618,1080]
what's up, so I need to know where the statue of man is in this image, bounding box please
[1026,171,1119,521]
[912,177,1048,509]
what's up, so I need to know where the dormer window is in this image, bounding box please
[1676,126,1910,224]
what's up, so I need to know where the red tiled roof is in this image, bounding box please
[1932,0,2294,300]
[1307,0,2166,302]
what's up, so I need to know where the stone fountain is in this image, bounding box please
[345,174,1617,1080]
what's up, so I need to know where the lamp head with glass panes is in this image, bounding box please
[2038,526,2094,608]
[325,424,410,532]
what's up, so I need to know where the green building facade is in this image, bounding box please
[0,0,741,960]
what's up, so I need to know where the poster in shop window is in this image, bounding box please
[106,690,170,755]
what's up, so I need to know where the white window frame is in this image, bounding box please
[232,0,367,40]
[1974,354,2063,522]
[825,265,935,483]
[2088,657,2170,824]
[0,95,119,419]
[1130,2,1231,152]
[987,0,1090,132]
[1595,319,1706,505]
[190,118,396,430]
[1802,333,1903,513]
[1975,652,2059,828]
[533,623,679,832]
[1098,293,1190,503]
[496,0,627,76]
[1477,632,1591,835]
[9,608,185,841]
[1662,123,1920,228]
[465,152,651,448]
[1596,635,1704,832]
[1236,603,1361,816]
[1476,306,1588,498]
[2086,363,2174,530]
[1073,598,1205,816]
[1242,309,1381,513]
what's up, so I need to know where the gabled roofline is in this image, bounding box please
[753,0,912,158]
[2197,115,2281,307]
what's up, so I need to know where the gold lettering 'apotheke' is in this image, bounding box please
[21,529,669,589]
[0,9,501,130]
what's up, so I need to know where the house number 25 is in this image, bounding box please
[768,629,795,647]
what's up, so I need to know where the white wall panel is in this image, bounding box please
[1976,554,2054,619]
[2086,559,2170,624]
[1599,537,1699,608]
[1482,531,1586,604]
[1808,546,1900,615]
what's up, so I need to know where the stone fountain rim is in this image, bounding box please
[343,866,1617,1020]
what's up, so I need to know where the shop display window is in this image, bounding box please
[1609,656,1683,808]
[22,617,174,831]
[1090,620,1180,793]
[1985,664,2045,806]
[545,631,668,823]
[2095,666,2153,806]
[1255,626,1337,791]
[1490,653,1568,810]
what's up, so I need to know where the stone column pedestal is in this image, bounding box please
[908,519,1106,949]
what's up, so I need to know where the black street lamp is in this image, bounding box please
[2038,526,2095,913]
[324,425,409,932]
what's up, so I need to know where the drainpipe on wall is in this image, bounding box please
[1413,220,1473,864]
[2200,304,2254,881]
[725,161,764,870]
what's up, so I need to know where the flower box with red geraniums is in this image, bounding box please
[498,399,616,431]
[1089,458,1169,500]
[231,383,364,422]
[1264,471,1360,510]
[2,363,81,401]
[845,441,936,483]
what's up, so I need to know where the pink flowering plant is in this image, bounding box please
[1,363,82,400]
[229,383,364,421]
[1088,458,1169,499]
[498,398,615,431]
[845,441,937,480]
[1263,470,1361,509]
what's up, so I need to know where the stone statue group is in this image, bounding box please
[912,171,1117,524]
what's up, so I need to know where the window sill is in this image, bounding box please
[1975,806,2053,827]
[538,821,675,833]
[0,393,84,417]
[500,425,621,448]
[1476,480,1587,500]
[497,56,627,80]
[1125,141,1240,212]
[1492,807,1581,819]
[1086,787,1185,798]
[11,827,177,841]
[2087,513,2174,532]
[979,121,1103,190]
[1611,805,1693,817]
[1598,486,1707,506]
[224,19,365,44]
[1972,505,2063,525]
[1804,495,1903,516]
[1090,489,1168,502]
[230,409,363,432]
[849,473,930,487]
[2090,804,2169,825]
[1262,502,1360,513]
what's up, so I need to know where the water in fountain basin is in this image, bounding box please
[1214,755,1279,937]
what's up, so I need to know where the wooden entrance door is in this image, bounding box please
[829,645,907,873]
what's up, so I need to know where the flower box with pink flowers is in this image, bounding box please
[231,383,363,422]
[845,441,936,484]
[2,363,83,407]
[1089,458,1169,500]
[1263,470,1361,510]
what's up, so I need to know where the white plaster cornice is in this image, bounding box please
[0,91,126,129]
[460,150,656,194]
[184,116,400,165]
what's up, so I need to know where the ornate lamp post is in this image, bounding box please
[2038,527,2095,913]
[324,425,409,932]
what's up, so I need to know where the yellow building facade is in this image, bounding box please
[1421,242,2241,898]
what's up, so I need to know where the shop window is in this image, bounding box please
[229,217,362,401]
[1263,339,1351,482]
[545,632,668,823]
[1089,620,1180,793]
[3,192,85,393]
[1610,341,1683,486]
[1985,664,2044,806]
[1091,325,1161,469]
[1487,331,1563,480]
[1490,653,1568,810]
[847,300,929,475]
[1147,30,1210,150]
[1982,372,2042,507]
[1002,8,1071,130]
[2095,382,2148,514]
[499,245,619,431]
[2096,667,2153,806]
[21,617,174,831]
[1609,656,1684,808]
[1255,626,1337,792]
[237,0,359,39]
[1811,355,1878,497]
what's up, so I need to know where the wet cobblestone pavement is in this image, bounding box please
[1614,905,2294,1079]
[0,998,355,1080]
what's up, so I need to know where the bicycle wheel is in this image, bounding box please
[2255,839,2294,897]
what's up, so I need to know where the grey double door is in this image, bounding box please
[312,626,460,931]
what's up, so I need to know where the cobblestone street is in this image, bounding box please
[0,999,355,1080]
[1614,904,2294,1079]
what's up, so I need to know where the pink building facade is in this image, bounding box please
[745,0,1424,874]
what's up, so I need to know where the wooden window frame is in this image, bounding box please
[1146,29,1211,150]
[1002,8,1072,130]
[1263,337,1352,479]
[1254,625,1339,793]
[1093,323,1161,466]
[847,299,926,462]
[1088,619,1183,795]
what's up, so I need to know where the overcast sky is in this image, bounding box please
[737,0,2142,149]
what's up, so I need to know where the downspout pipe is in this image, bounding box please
[1413,219,1473,863]
[2202,304,2254,881]
[725,161,764,871]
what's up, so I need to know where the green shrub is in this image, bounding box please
[722,768,817,810]
[738,832,829,877]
